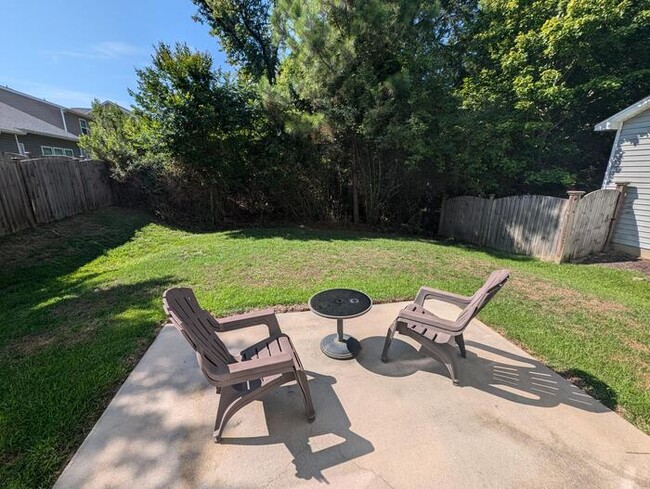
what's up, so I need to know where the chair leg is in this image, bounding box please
[420,341,459,385]
[295,370,315,422]
[214,386,238,443]
[455,334,467,358]
[381,321,398,363]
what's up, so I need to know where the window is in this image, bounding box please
[79,119,89,135]
[18,142,26,156]
[41,146,75,157]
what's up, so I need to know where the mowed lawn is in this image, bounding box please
[1,207,649,488]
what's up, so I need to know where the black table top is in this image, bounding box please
[309,288,372,319]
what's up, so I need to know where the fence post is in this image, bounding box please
[605,182,629,249]
[555,190,585,263]
[437,194,447,236]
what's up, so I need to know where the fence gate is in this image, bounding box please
[558,189,622,262]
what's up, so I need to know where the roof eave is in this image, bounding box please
[0,127,27,135]
[594,95,650,132]
[17,128,79,141]
[594,121,621,132]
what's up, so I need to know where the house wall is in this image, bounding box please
[0,88,65,129]
[603,108,650,256]
[0,133,20,154]
[17,134,80,158]
[64,111,89,137]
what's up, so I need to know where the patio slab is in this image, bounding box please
[54,300,650,489]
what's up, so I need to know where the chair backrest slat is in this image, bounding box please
[163,288,236,368]
[456,270,509,329]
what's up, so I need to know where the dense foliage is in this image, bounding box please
[80,0,649,228]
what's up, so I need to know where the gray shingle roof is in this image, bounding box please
[0,101,78,141]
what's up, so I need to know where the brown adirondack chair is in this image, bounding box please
[163,288,315,442]
[381,270,510,384]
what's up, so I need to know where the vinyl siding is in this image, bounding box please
[64,112,89,136]
[0,89,65,129]
[0,133,20,154]
[603,109,650,252]
[18,134,80,158]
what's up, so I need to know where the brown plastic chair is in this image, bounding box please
[381,270,510,384]
[163,288,315,442]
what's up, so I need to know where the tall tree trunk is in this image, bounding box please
[352,137,360,224]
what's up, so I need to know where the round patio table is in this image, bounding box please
[309,288,372,360]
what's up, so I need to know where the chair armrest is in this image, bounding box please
[397,309,461,334]
[414,286,472,308]
[217,309,282,336]
[210,353,295,385]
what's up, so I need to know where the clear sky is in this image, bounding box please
[0,0,228,109]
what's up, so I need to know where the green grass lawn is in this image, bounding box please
[1,207,648,488]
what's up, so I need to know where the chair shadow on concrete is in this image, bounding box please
[356,336,613,414]
[220,371,374,483]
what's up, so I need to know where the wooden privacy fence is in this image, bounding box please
[438,186,627,262]
[0,155,113,237]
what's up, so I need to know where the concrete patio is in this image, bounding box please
[54,300,650,488]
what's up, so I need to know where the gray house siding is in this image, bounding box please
[0,133,20,154]
[0,89,65,129]
[64,112,89,137]
[18,134,80,158]
[603,109,650,256]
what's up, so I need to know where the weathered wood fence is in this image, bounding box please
[438,186,627,262]
[0,155,113,237]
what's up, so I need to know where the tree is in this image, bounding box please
[457,0,650,194]
[193,0,279,83]
[78,101,139,181]
[130,42,265,220]
[270,0,450,224]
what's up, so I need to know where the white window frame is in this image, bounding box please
[79,118,89,135]
[41,146,75,157]
[18,142,26,156]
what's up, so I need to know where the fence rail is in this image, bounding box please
[0,155,112,237]
[438,187,625,262]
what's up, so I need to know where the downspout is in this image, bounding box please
[14,133,24,155]
[60,108,68,132]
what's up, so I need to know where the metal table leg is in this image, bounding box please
[320,318,361,359]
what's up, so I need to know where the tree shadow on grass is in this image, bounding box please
[1,276,178,489]
[0,207,152,287]
[0,208,154,345]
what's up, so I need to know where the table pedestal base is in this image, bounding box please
[320,333,361,359]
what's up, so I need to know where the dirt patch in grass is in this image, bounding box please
[7,322,99,358]
[9,331,59,356]
[575,252,650,277]
[511,274,629,316]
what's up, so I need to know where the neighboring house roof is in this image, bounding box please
[78,101,132,115]
[68,107,93,118]
[0,101,78,141]
[70,107,93,115]
[0,84,68,110]
[594,95,650,131]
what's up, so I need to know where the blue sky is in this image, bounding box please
[0,0,228,108]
